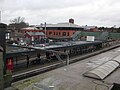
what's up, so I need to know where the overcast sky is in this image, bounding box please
[0,0,120,27]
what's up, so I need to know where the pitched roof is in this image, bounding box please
[22,27,38,30]
[82,26,97,30]
[36,23,81,28]
[26,32,45,36]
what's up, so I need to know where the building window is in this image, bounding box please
[62,32,66,36]
[49,32,52,35]
[54,32,55,35]
[56,32,58,35]
[6,33,10,40]
[59,32,61,35]
[67,32,69,36]
[73,32,75,34]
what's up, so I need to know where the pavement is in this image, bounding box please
[6,46,120,90]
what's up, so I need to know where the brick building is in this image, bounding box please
[21,19,98,40]
[36,19,84,38]
[24,32,45,41]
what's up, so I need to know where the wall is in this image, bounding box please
[46,30,75,37]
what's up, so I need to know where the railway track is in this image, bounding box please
[12,44,120,82]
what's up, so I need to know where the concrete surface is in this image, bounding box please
[7,47,120,90]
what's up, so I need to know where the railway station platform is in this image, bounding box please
[6,46,120,90]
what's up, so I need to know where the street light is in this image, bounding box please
[44,22,47,48]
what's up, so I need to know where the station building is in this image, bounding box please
[21,19,98,40]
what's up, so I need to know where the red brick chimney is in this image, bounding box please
[69,18,74,24]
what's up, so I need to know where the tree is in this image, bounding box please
[10,17,25,24]
[8,17,29,32]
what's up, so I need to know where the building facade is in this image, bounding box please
[21,19,98,40]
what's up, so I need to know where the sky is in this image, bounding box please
[0,0,120,27]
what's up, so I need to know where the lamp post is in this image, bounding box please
[44,22,46,47]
